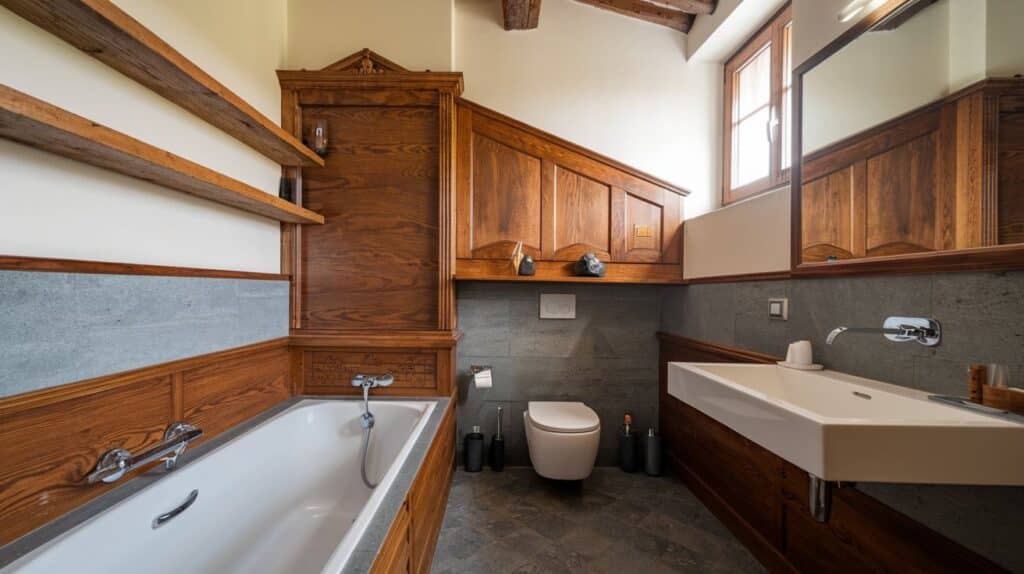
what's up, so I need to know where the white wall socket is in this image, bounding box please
[539,293,576,319]
[768,297,788,321]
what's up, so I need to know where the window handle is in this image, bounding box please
[766,106,779,144]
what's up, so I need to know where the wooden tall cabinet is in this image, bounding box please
[799,79,1024,265]
[279,50,462,396]
[454,101,689,283]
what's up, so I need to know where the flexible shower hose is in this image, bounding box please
[360,425,378,488]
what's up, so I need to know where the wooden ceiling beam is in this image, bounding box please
[574,0,694,32]
[503,0,543,30]
[647,0,716,15]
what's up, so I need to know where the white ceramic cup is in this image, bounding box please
[786,340,813,366]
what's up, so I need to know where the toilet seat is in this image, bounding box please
[527,402,600,433]
[524,401,601,480]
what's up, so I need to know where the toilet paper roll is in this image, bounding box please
[473,370,493,389]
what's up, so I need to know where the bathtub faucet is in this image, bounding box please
[351,373,395,429]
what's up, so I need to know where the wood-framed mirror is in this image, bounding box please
[791,0,1024,276]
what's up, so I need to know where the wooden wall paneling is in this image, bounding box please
[551,166,612,260]
[0,376,173,545]
[302,348,441,396]
[0,338,291,546]
[409,401,456,574]
[181,347,291,443]
[609,187,627,260]
[999,94,1024,245]
[299,103,440,330]
[468,133,543,259]
[656,332,1008,574]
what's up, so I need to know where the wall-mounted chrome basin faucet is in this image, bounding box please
[826,316,941,347]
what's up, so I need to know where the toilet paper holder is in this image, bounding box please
[470,365,492,375]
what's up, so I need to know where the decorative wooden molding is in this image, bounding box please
[0,0,323,167]
[320,48,411,74]
[503,0,543,30]
[456,259,685,284]
[683,270,791,285]
[0,255,289,281]
[289,330,462,350]
[573,0,695,32]
[0,338,291,545]
[0,85,325,225]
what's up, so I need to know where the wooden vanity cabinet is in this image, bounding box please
[455,100,688,282]
[800,79,1024,265]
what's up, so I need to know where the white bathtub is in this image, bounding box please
[2,399,436,574]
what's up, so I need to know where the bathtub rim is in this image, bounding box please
[0,395,452,574]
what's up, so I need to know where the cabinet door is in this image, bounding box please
[547,165,612,261]
[864,132,944,256]
[801,163,864,262]
[466,133,543,259]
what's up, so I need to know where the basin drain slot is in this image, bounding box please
[852,391,872,400]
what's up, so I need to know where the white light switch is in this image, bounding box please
[539,294,576,319]
[768,298,788,321]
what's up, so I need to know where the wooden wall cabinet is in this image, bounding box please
[797,79,1024,274]
[279,50,462,396]
[455,100,689,284]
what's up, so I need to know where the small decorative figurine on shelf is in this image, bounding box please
[574,253,605,277]
[518,255,535,276]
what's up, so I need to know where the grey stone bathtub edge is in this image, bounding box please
[341,395,451,574]
[0,395,450,572]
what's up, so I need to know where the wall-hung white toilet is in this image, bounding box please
[524,401,601,480]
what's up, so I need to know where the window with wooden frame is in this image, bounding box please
[723,4,792,205]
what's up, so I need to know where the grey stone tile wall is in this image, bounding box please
[659,270,1024,572]
[0,271,290,398]
[455,282,660,467]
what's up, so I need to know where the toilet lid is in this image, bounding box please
[527,402,600,433]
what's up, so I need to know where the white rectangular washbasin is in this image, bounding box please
[668,363,1024,485]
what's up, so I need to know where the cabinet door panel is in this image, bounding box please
[623,193,663,262]
[801,164,864,262]
[865,132,939,256]
[551,166,612,260]
[470,134,542,259]
[999,96,1024,245]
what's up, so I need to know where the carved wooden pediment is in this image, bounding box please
[320,48,409,74]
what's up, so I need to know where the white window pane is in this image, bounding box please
[733,107,770,187]
[735,45,771,119]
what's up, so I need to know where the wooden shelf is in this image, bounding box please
[0,84,325,224]
[1,0,324,168]
[455,259,685,284]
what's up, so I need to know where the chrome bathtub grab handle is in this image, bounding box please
[85,422,203,485]
[152,489,198,529]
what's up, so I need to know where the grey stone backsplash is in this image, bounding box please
[659,270,1024,573]
[0,271,289,398]
[455,282,660,467]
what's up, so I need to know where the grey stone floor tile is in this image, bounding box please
[432,468,764,573]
